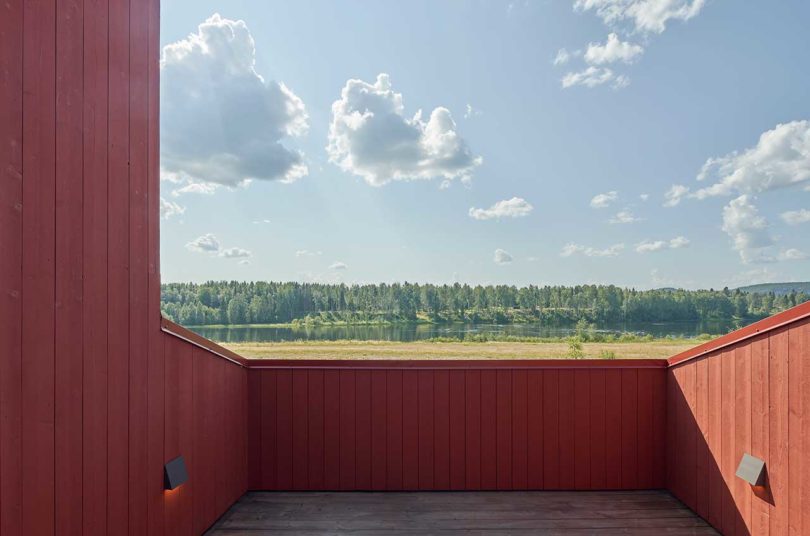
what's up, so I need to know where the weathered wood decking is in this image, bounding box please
[206,490,717,535]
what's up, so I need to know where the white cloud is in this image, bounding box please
[693,121,810,199]
[327,73,482,186]
[574,0,706,34]
[160,14,308,189]
[296,249,323,257]
[781,209,810,225]
[553,48,572,66]
[724,268,783,288]
[562,67,629,89]
[469,197,534,220]
[186,233,221,254]
[253,219,271,224]
[160,197,185,220]
[561,243,624,257]
[663,184,689,207]
[464,104,483,119]
[170,181,219,197]
[590,190,619,208]
[238,259,251,266]
[639,193,649,201]
[219,247,252,259]
[635,236,690,252]
[721,195,773,264]
[584,33,644,65]
[779,248,809,261]
[494,249,514,265]
[609,210,642,224]
[329,261,348,270]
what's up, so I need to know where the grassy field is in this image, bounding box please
[222,339,700,360]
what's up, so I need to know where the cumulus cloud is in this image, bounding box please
[584,33,644,65]
[781,209,810,225]
[635,236,690,252]
[721,195,774,264]
[296,250,323,257]
[494,249,514,265]
[220,247,252,259]
[609,210,642,224]
[663,184,689,207]
[561,243,624,257]
[160,14,308,189]
[553,48,572,66]
[186,233,221,253]
[590,190,619,208]
[170,182,219,197]
[329,261,348,270]
[692,121,810,199]
[160,197,185,220]
[573,0,706,34]
[327,73,482,186]
[469,197,534,220]
[562,67,629,89]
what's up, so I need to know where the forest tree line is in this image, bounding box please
[160,281,810,327]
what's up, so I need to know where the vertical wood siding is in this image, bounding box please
[0,0,250,533]
[248,363,667,491]
[667,317,810,535]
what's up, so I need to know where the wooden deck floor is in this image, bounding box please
[206,490,717,535]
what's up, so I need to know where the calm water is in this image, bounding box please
[191,320,740,344]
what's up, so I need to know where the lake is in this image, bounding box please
[190,319,742,344]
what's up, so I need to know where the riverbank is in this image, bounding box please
[222,338,701,360]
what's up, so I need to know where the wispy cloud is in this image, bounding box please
[469,197,534,220]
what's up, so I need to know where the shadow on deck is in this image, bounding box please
[206,490,718,535]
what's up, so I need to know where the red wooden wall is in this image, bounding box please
[247,361,667,491]
[666,304,810,535]
[0,0,249,533]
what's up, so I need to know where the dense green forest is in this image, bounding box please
[160,281,810,327]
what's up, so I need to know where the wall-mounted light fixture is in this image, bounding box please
[735,453,766,486]
[164,456,189,491]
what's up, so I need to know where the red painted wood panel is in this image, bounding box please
[292,370,309,489]
[355,370,372,489]
[526,371,543,489]
[370,370,387,489]
[276,370,293,489]
[0,0,23,531]
[735,344,752,535]
[751,335,770,536]
[448,371,466,489]
[308,370,326,490]
[465,370,481,489]
[512,370,528,490]
[480,370,497,489]
[496,370,512,490]
[402,371,418,489]
[605,369,622,489]
[573,371,590,489]
[324,369,340,489]
[620,369,638,489]
[339,370,356,489]
[769,328,789,535]
[433,370,451,489]
[386,370,403,490]
[787,322,805,536]
[636,368,654,490]
[418,370,435,489]
[589,370,606,489]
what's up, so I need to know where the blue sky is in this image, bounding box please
[159,0,810,289]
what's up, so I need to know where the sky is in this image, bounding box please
[159,0,810,289]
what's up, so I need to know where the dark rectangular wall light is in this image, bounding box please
[735,453,766,486]
[164,456,189,490]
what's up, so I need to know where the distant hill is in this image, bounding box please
[737,282,810,295]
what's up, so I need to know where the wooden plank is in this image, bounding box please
[402,371,419,489]
[0,0,23,528]
[798,320,810,536]
[448,370,466,489]
[748,335,769,535]
[417,370,435,489]
[527,370,544,489]
[694,358,709,520]
[787,321,805,536]
[573,371,590,489]
[496,370,512,489]
[247,371,261,489]
[512,370,528,490]
[719,349,735,534]
[307,370,325,490]
[651,369,666,488]
[735,344,752,535]
[620,369,639,490]
[636,369,654,490]
[480,370,498,489]
[323,370,340,490]
[706,353,723,531]
[54,0,84,531]
[558,370,575,489]
[433,370,450,489]
[260,371,277,489]
[339,371,356,489]
[275,370,293,489]
[769,328,788,534]
[292,369,309,489]
[589,370,606,489]
[605,369,623,489]
[106,0,130,528]
[543,370,559,489]
[355,370,372,489]
[163,339,180,535]
[682,363,697,505]
[21,0,57,531]
[177,340,194,533]
[385,370,403,490]
[370,370,387,490]
[465,370,481,489]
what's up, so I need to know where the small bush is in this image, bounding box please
[599,349,617,360]
[567,337,585,359]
